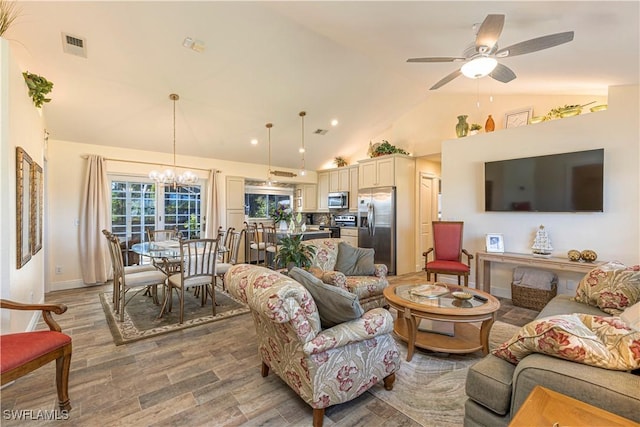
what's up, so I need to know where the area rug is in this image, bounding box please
[368,320,519,427]
[100,288,250,345]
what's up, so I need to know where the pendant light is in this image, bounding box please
[299,111,306,176]
[149,93,198,187]
[266,122,273,185]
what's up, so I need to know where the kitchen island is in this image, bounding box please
[276,229,331,240]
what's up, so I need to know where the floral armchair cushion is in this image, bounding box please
[492,313,640,371]
[225,264,401,412]
[573,261,640,315]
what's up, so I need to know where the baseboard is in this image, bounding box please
[48,278,94,292]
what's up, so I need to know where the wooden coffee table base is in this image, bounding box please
[394,316,494,361]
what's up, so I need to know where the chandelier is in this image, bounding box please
[299,111,306,176]
[149,93,198,186]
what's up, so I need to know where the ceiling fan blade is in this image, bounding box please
[407,57,465,63]
[476,14,505,53]
[429,69,462,90]
[496,31,574,57]
[489,63,517,83]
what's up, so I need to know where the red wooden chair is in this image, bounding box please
[0,300,72,411]
[423,221,474,286]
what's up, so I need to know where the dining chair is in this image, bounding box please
[147,228,182,274]
[423,221,474,286]
[219,226,235,262]
[216,229,244,290]
[262,224,280,269]
[1,299,73,412]
[102,230,156,305]
[107,233,168,321]
[163,238,219,324]
[245,222,267,266]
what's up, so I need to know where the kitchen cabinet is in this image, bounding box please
[294,184,317,212]
[329,168,350,192]
[317,171,329,211]
[340,227,358,247]
[348,166,358,212]
[358,156,395,188]
[225,176,247,261]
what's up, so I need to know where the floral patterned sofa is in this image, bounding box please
[225,264,401,427]
[301,238,389,311]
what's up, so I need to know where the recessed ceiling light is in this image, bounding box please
[331,119,339,126]
[299,147,305,153]
[251,139,258,145]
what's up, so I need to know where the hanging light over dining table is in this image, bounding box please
[149,93,198,186]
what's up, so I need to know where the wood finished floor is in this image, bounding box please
[1,277,539,427]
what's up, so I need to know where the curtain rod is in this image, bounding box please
[80,155,220,173]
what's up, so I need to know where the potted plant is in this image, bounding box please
[274,234,316,270]
[23,71,54,108]
[0,0,20,37]
[368,140,409,158]
[271,204,292,231]
[469,123,482,135]
[334,156,348,167]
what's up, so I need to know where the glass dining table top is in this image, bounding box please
[131,241,181,259]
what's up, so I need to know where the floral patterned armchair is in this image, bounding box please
[225,264,401,427]
[302,238,389,311]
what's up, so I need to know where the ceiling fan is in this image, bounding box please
[407,14,574,90]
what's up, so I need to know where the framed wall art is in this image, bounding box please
[16,147,33,268]
[504,107,533,129]
[485,233,505,253]
[32,161,43,254]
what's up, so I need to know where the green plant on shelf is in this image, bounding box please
[368,140,409,158]
[23,71,54,108]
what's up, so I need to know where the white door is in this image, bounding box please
[419,173,438,270]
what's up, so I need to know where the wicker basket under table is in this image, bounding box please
[511,282,557,311]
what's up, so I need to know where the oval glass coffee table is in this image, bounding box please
[383,282,500,361]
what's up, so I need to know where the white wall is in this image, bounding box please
[46,139,316,292]
[1,39,47,333]
[441,85,639,297]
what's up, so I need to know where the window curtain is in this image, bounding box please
[79,155,110,284]
[204,169,221,238]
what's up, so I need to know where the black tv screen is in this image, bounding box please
[484,149,604,212]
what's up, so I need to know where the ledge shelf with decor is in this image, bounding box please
[475,251,604,294]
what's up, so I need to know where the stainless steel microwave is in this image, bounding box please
[328,192,349,209]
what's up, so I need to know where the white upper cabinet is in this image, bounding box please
[358,156,395,188]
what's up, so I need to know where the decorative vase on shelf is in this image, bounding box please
[279,220,288,232]
[531,225,553,258]
[485,115,495,132]
[455,115,469,138]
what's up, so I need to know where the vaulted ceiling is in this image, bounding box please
[5,1,639,171]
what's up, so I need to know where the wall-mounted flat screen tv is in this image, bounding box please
[484,149,604,212]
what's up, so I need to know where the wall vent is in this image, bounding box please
[61,32,87,58]
[313,129,328,135]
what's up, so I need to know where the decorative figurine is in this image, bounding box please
[531,225,553,257]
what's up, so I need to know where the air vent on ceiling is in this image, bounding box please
[61,32,87,58]
[313,129,328,135]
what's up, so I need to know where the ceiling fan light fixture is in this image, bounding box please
[461,56,498,79]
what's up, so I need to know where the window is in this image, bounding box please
[111,181,156,242]
[110,178,203,242]
[244,185,293,219]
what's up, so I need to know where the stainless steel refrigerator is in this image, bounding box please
[358,186,396,275]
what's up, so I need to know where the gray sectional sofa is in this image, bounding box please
[464,294,640,426]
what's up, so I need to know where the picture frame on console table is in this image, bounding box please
[486,233,504,253]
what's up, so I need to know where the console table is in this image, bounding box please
[475,251,603,294]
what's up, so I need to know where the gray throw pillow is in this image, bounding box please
[335,242,375,276]
[289,267,364,328]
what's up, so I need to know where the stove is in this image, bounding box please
[334,214,357,227]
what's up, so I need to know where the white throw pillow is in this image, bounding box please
[620,301,640,331]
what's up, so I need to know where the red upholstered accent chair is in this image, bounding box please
[0,300,72,411]
[423,221,473,286]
